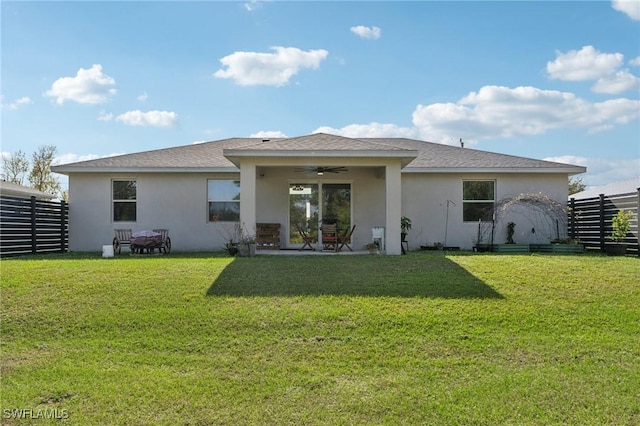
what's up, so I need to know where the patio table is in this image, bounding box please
[131,230,163,254]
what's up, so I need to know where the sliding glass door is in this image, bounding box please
[289,184,319,246]
[289,183,351,248]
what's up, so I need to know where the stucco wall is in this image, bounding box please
[401,173,570,249]
[68,172,241,252]
[67,170,569,252]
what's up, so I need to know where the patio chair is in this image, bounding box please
[152,229,172,254]
[113,228,132,254]
[337,224,356,252]
[321,224,338,251]
[295,223,315,251]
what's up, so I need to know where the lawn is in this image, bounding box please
[1,252,638,425]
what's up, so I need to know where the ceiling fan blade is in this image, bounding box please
[294,166,349,174]
[294,167,315,173]
[323,167,349,173]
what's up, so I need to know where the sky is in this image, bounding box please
[1,0,639,191]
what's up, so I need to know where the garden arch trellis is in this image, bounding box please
[475,193,568,247]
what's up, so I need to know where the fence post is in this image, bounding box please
[60,200,67,253]
[569,197,576,240]
[30,196,37,254]
[599,193,605,252]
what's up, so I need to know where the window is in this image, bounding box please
[463,180,495,222]
[113,180,137,222]
[208,179,240,222]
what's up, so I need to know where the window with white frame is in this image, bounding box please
[208,179,240,222]
[112,180,137,222]
[463,180,495,222]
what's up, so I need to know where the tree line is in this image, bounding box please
[1,145,64,199]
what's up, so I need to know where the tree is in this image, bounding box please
[28,145,61,197]
[569,177,586,195]
[1,150,30,185]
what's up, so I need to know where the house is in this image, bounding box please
[570,176,640,200]
[0,180,56,200]
[51,133,585,254]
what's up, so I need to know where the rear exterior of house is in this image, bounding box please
[52,134,585,254]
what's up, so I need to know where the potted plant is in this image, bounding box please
[401,216,412,242]
[365,242,380,254]
[224,241,239,256]
[607,209,633,255]
[238,234,257,257]
[224,223,256,257]
[506,222,516,244]
[492,221,529,253]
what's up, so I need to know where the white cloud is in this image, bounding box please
[45,64,116,105]
[214,46,329,86]
[544,155,640,187]
[591,69,640,94]
[411,85,640,142]
[547,46,623,81]
[313,122,416,139]
[97,111,113,122]
[137,92,148,102]
[115,110,178,127]
[249,130,288,138]
[243,0,264,12]
[612,0,640,20]
[1,96,32,110]
[546,45,640,94]
[317,85,640,146]
[350,25,381,40]
[629,56,640,66]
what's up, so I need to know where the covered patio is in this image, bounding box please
[223,134,418,255]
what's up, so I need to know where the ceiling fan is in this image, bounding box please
[294,166,349,176]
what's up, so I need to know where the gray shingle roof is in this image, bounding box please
[247,133,411,151]
[52,138,259,171]
[51,133,585,174]
[361,138,580,170]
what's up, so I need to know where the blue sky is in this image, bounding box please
[2,1,639,190]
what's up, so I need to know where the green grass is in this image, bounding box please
[1,252,639,425]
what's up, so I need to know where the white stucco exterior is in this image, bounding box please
[401,172,570,248]
[68,172,240,252]
[66,168,571,253]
